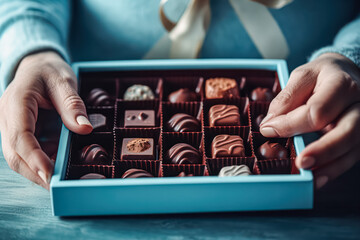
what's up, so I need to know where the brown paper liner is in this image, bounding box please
[249,102,270,132]
[162,164,205,177]
[79,76,117,107]
[86,106,115,132]
[162,102,202,132]
[116,77,162,101]
[66,165,114,180]
[113,160,160,177]
[69,132,115,166]
[203,126,253,158]
[206,157,255,176]
[203,97,249,127]
[113,128,161,160]
[256,158,293,175]
[114,99,161,127]
[163,77,203,102]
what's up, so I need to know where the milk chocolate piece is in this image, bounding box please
[80,173,107,179]
[205,78,239,99]
[218,165,251,177]
[211,134,245,158]
[168,88,197,103]
[254,114,265,131]
[123,84,155,101]
[89,113,107,131]
[79,144,109,164]
[124,110,155,127]
[86,88,113,106]
[167,143,201,164]
[209,104,241,127]
[167,113,200,132]
[121,138,155,160]
[122,168,154,178]
[177,172,194,177]
[250,87,274,101]
[257,141,288,160]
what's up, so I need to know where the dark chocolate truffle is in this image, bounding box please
[167,143,201,164]
[121,138,155,160]
[167,113,200,132]
[205,78,239,99]
[257,141,288,160]
[177,172,194,177]
[89,113,107,131]
[218,165,251,177]
[250,87,274,101]
[86,88,113,106]
[211,135,245,158]
[79,144,109,164]
[209,104,241,127]
[123,84,154,101]
[122,169,154,178]
[124,110,155,127]
[80,173,106,179]
[254,114,265,131]
[168,88,197,103]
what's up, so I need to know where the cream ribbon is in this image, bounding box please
[144,0,292,59]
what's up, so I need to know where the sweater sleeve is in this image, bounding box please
[0,0,70,94]
[309,13,360,68]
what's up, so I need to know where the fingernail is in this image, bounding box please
[38,170,50,184]
[76,115,92,127]
[316,176,328,189]
[301,156,315,169]
[260,127,279,137]
[260,113,274,126]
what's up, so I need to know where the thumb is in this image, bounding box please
[46,74,93,135]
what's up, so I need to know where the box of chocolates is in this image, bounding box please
[51,59,313,216]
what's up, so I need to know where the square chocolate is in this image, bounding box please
[88,113,107,131]
[121,138,155,160]
[124,110,155,127]
[209,104,241,127]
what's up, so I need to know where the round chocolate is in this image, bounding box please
[80,173,106,180]
[168,88,197,103]
[79,144,109,164]
[218,165,251,177]
[86,88,113,106]
[123,84,155,101]
[254,114,265,130]
[250,87,274,101]
[167,113,200,132]
[122,169,154,178]
[257,141,288,160]
[167,143,201,164]
[177,172,194,177]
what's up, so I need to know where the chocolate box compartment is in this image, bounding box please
[206,157,256,176]
[51,59,313,216]
[87,107,115,132]
[66,165,114,180]
[249,102,270,132]
[163,77,204,102]
[80,77,117,107]
[114,160,160,178]
[251,132,290,161]
[116,77,163,101]
[239,74,281,101]
[162,164,205,177]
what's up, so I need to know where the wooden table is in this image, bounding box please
[1,142,359,240]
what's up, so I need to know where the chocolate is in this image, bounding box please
[121,138,155,160]
[124,110,155,127]
[80,173,106,179]
[79,144,109,164]
[205,78,240,99]
[211,134,245,158]
[167,113,200,132]
[254,114,265,131]
[209,104,241,127]
[167,143,201,164]
[123,84,155,101]
[218,165,251,177]
[250,87,274,101]
[86,88,113,106]
[122,168,154,178]
[168,88,197,103]
[257,141,288,160]
[89,113,107,131]
[177,172,194,177]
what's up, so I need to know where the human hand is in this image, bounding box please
[0,51,93,190]
[260,53,360,189]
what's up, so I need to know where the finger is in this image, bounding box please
[46,73,92,134]
[261,67,316,124]
[313,147,360,189]
[295,103,360,170]
[261,72,360,137]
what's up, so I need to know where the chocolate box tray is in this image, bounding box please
[51,59,313,216]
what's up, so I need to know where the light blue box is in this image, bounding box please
[50,59,313,216]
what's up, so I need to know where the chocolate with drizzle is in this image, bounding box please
[211,134,245,158]
[167,143,201,164]
[167,113,200,132]
[209,104,241,127]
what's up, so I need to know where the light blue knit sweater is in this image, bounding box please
[0,0,359,94]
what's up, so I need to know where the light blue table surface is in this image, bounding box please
[0,135,360,240]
